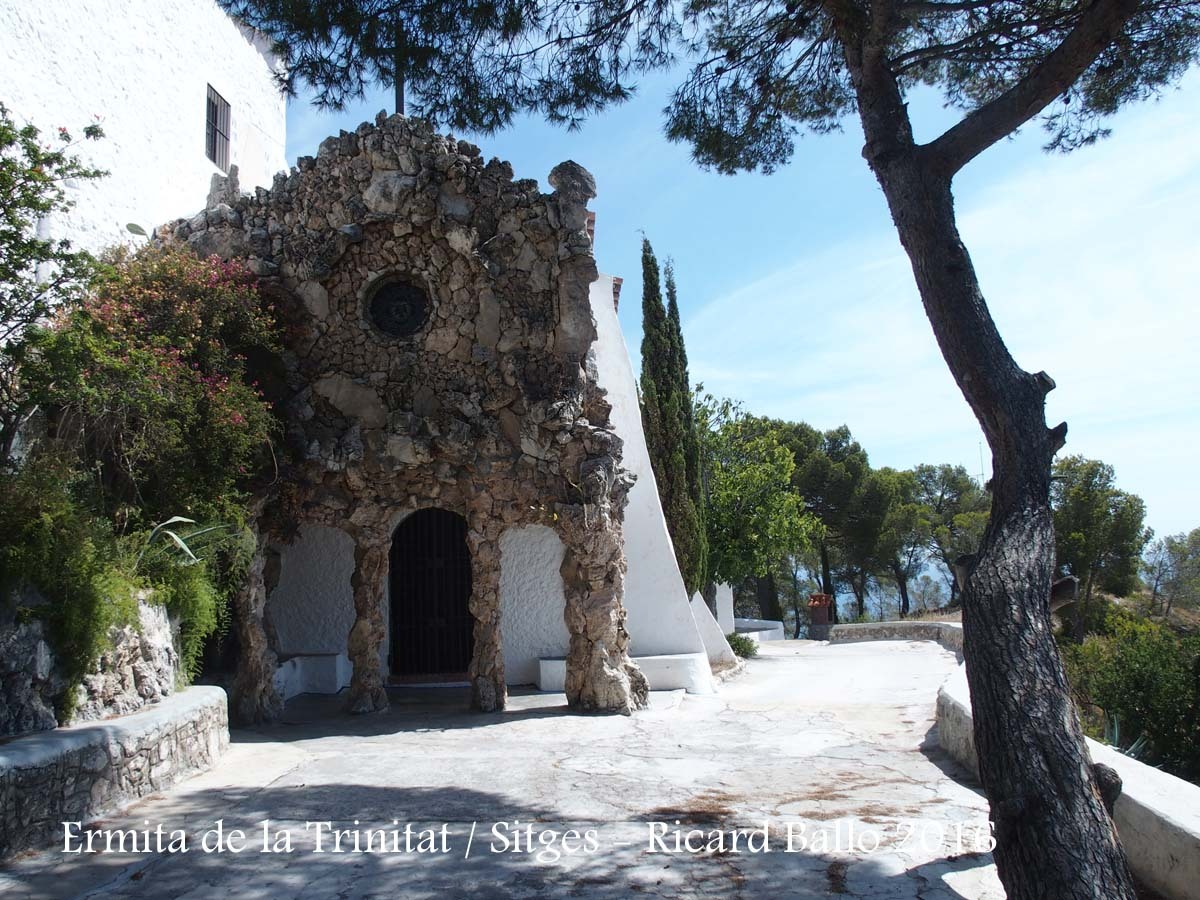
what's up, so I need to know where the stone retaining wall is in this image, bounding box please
[0,686,228,858]
[1,596,179,738]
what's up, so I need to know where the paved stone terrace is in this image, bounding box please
[1,641,1003,899]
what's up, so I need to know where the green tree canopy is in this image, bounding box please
[0,104,104,462]
[1052,455,1150,636]
[768,420,869,620]
[1144,528,1200,618]
[913,464,991,604]
[871,468,932,618]
[697,397,816,587]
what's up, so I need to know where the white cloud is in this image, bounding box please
[687,85,1200,536]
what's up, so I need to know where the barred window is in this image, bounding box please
[205,85,230,172]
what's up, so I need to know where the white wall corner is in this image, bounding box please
[587,273,707,659]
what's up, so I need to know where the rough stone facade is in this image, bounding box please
[0,616,62,736]
[0,686,228,859]
[72,600,178,723]
[165,114,649,720]
[1,596,178,737]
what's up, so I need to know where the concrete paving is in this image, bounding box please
[1,640,1003,899]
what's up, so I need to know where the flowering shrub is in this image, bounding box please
[23,244,279,527]
[3,245,281,702]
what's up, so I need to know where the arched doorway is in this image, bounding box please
[389,508,474,680]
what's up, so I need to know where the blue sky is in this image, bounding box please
[286,69,1200,539]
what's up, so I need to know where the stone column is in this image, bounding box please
[466,510,506,711]
[231,538,284,725]
[345,534,390,714]
[557,500,648,715]
[548,160,599,364]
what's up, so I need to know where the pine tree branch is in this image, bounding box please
[923,0,1142,175]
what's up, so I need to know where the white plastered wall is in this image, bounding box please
[690,596,738,668]
[715,583,735,633]
[266,524,356,657]
[267,517,575,689]
[0,0,287,254]
[499,525,570,685]
[588,274,710,662]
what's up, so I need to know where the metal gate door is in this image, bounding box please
[389,508,474,678]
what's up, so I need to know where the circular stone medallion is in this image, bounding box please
[368,278,429,337]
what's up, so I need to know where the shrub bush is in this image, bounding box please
[1062,606,1200,782]
[22,245,279,527]
[3,245,280,709]
[726,632,759,659]
[0,453,137,718]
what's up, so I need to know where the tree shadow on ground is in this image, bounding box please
[2,780,1002,900]
[231,686,582,745]
[919,722,985,796]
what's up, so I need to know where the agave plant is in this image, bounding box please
[133,516,234,571]
[1105,714,1153,763]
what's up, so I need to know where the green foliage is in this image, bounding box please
[3,246,279,710]
[1052,456,1149,639]
[664,260,708,594]
[0,103,105,461]
[1143,528,1200,617]
[639,239,707,594]
[697,396,817,586]
[776,422,870,606]
[914,464,990,603]
[1062,607,1200,781]
[0,454,137,719]
[725,632,758,659]
[21,244,280,528]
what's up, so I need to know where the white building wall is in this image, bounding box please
[266,525,356,657]
[0,0,287,254]
[690,597,738,668]
[691,584,737,635]
[588,274,708,661]
[499,525,570,685]
[715,583,735,633]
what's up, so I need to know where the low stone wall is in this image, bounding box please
[0,686,228,859]
[937,665,1200,900]
[733,618,786,642]
[826,620,1200,900]
[829,621,963,655]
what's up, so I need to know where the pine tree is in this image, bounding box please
[639,239,706,595]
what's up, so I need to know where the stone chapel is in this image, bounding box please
[167,113,729,724]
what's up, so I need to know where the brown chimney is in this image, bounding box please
[612,276,623,312]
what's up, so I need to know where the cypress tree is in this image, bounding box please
[639,239,707,595]
[639,239,670,478]
[664,260,708,593]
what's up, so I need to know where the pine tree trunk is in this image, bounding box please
[871,155,1135,898]
[1074,567,1098,639]
[819,542,838,623]
[892,559,911,618]
[755,573,784,622]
